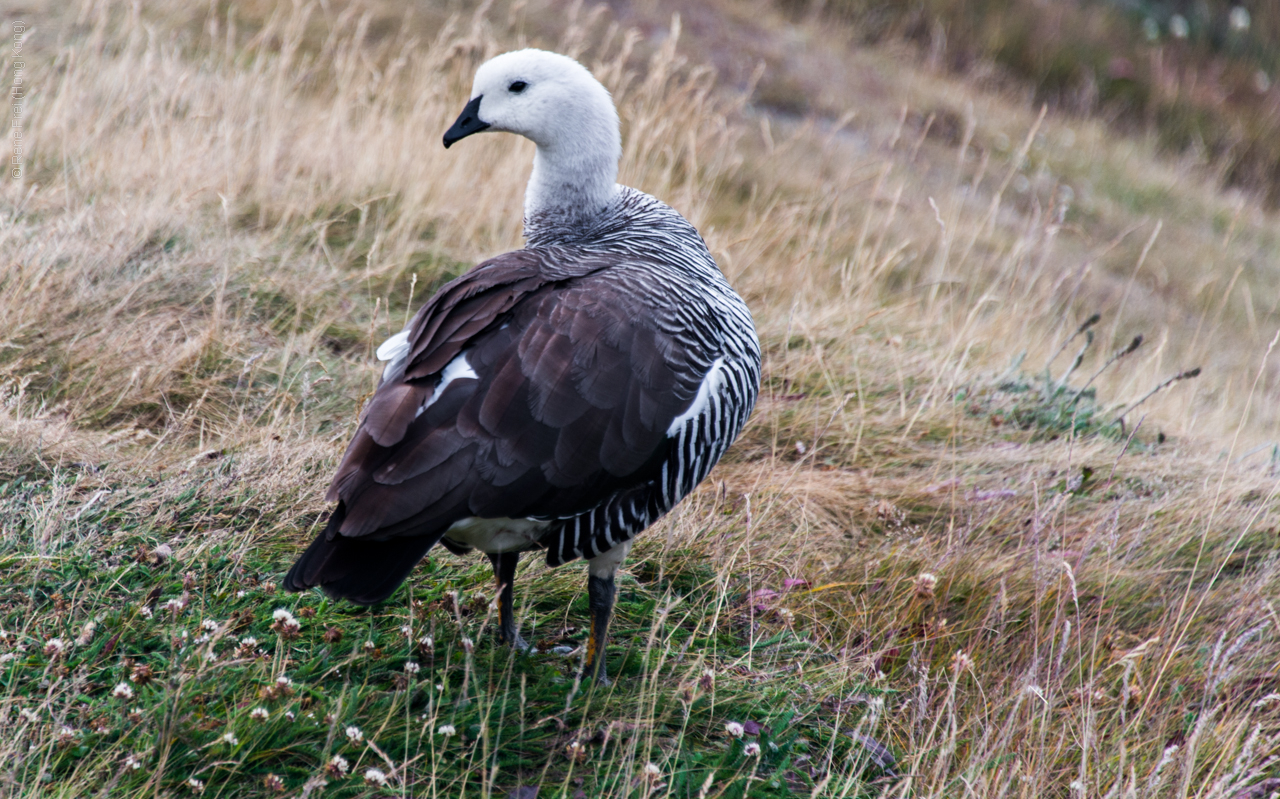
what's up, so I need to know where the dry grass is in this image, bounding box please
[2,0,1280,796]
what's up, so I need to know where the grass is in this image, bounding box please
[2,0,1280,796]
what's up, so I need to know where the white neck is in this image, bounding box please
[524,142,620,235]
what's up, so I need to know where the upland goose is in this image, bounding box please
[284,49,761,682]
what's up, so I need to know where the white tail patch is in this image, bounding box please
[667,357,725,436]
[376,330,411,379]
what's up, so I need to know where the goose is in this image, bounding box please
[284,49,761,682]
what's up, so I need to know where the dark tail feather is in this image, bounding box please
[283,505,443,605]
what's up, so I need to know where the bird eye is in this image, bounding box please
[508,80,528,94]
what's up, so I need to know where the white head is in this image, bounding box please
[443,49,622,232]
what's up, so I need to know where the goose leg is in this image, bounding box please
[488,552,530,652]
[583,542,629,684]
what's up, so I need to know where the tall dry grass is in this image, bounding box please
[1,0,1279,796]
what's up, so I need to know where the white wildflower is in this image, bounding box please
[363,640,376,651]
[419,635,433,649]
[235,590,247,598]
[724,721,745,738]
[400,624,412,636]
[19,708,39,722]
[1230,6,1251,32]
[44,638,66,657]
[345,725,363,742]
[186,777,205,792]
[271,609,300,635]
[249,707,269,722]
[222,732,239,746]
[124,753,143,770]
[914,572,938,599]
[239,636,257,648]
[326,754,349,775]
[363,767,387,786]
[138,605,153,619]
[404,661,420,674]
[201,619,218,632]
[437,724,456,737]
[744,742,761,757]
[113,682,135,699]
[642,762,661,778]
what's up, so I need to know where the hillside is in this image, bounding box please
[1,0,1279,797]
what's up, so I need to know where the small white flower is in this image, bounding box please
[193,633,211,645]
[272,609,294,623]
[914,572,938,598]
[437,724,456,737]
[275,674,292,687]
[1230,6,1251,32]
[19,708,39,722]
[201,619,218,632]
[57,725,76,738]
[222,732,239,746]
[419,635,433,649]
[124,753,143,770]
[235,590,247,598]
[239,636,257,648]
[249,707,269,722]
[345,724,363,742]
[435,683,444,692]
[285,711,296,721]
[643,762,661,777]
[163,598,185,612]
[363,767,387,786]
[400,624,412,636]
[186,776,205,792]
[404,661,420,674]
[138,605,154,619]
[724,721,745,738]
[202,650,218,662]
[44,638,66,656]
[327,754,349,775]
[363,640,376,651]
[113,682,135,699]
[744,742,761,757]
[0,653,15,664]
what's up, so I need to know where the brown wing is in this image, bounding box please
[284,248,710,603]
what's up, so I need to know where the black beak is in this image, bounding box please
[443,96,490,148]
